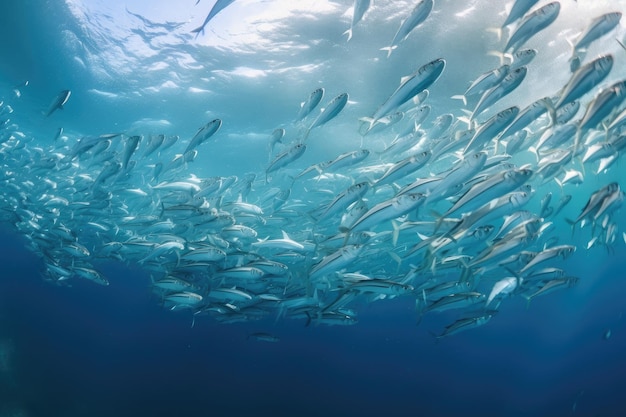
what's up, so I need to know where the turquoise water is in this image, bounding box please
[0,1,625,416]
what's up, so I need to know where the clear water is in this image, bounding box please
[0,1,625,416]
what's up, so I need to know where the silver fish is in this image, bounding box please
[297,88,325,121]
[185,119,222,154]
[382,0,434,57]
[504,2,560,53]
[366,58,445,127]
[45,89,71,117]
[344,0,371,41]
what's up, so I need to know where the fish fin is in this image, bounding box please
[191,25,205,38]
[391,220,401,246]
[617,38,626,52]
[451,95,467,106]
[554,177,563,193]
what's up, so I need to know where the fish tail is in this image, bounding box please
[391,219,402,246]
[522,294,532,310]
[343,28,353,42]
[554,177,563,193]
[380,46,396,58]
[451,95,467,106]
[486,27,502,42]
[543,97,558,126]
[486,49,505,65]
[191,25,205,38]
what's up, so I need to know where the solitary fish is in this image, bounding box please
[45,89,71,117]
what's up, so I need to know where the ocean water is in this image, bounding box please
[0,0,625,416]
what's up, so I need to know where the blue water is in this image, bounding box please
[1,1,626,416]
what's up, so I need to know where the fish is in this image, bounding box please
[268,128,285,154]
[247,332,280,342]
[191,0,236,37]
[567,183,620,227]
[501,0,541,28]
[436,314,493,338]
[381,0,434,57]
[471,67,527,121]
[185,119,222,154]
[572,12,622,55]
[314,182,369,222]
[503,2,561,53]
[579,80,626,132]
[307,93,349,134]
[45,89,71,117]
[349,193,425,233]
[122,135,141,170]
[452,65,509,106]
[486,277,518,306]
[443,167,533,217]
[344,0,371,41]
[266,143,306,179]
[364,58,446,129]
[463,106,519,154]
[252,231,306,252]
[554,55,613,109]
[297,88,325,121]
[374,151,431,187]
[309,245,363,281]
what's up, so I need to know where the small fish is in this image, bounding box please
[45,89,71,117]
[452,65,509,106]
[365,58,446,127]
[247,332,280,342]
[185,119,222,154]
[122,135,141,170]
[501,0,541,28]
[381,0,434,57]
[554,55,613,109]
[266,143,306,178]
[573,12,622,54]
[268,128,285,155]
[344,0,371,41]
[471,67,527,121]
[504,2,560,53]
[297,88,325,121]
[308,93,349,133]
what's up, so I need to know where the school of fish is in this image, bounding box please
[1,0,625,338]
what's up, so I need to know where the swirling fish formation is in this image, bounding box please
[1,0,625,337]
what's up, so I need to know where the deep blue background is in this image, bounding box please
[0,223,625,417]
